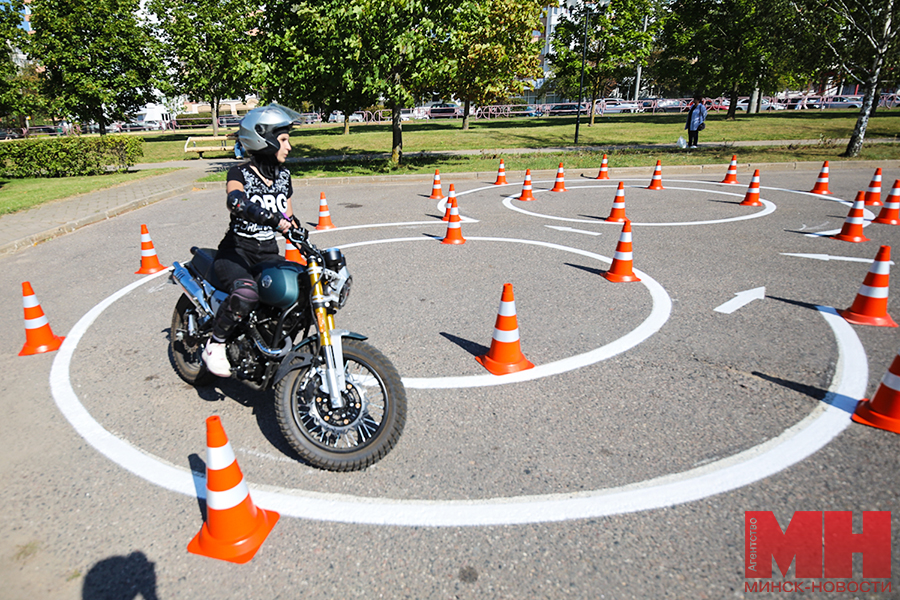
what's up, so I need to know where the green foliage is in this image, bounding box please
[148,0,260,136]
[0,0,28,120]
[28,0,161,134]
[0,136,143,178]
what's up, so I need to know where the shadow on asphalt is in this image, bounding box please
[82,551,159,600]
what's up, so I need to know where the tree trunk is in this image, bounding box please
[726,83,739,120]
[844,76,879,157]
[343,116,350,135]
[391,99,402,166]
[462,98,470,130]
[748,87,759,114]
[211,97,220,136]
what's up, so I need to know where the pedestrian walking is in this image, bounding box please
[685,95,708,149]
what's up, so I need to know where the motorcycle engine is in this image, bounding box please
[228,334,262,380]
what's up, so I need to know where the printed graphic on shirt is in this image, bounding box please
[230,166,292,241]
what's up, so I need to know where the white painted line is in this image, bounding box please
[501,186,776,226]
[49,274,864,525]
[545,225,602,236]
[714,287,766,314]
[781,253,890,264]
[334,236,672,389]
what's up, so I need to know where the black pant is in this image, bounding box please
[688,129,699,147]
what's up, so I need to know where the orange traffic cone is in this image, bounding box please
[720,155,740,184]
[316,192,335,230]
[602,220,641,283]
[188,416,279,564]
[442,183,457,222]
[832,191,870,243]
[596,154,610,180]
[19,281,64,356]
[284,238,307,266]
[852,348,900,434]
[493,160,508,185]
[441,195,465,245]
[605,182,628,222]
[740,169,762,206]
[646,160,664,190]
[809,161,832,195]
[429,169,445,200]
[550,163,567,192]
[518,169,535,201]
[865,168,883,206]
[475,283,534,375]
[874,180,900,225]
[837,245,897,327]
[135,224,167,274]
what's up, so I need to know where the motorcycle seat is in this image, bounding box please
[189,247,227,291]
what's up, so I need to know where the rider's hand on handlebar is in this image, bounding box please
[277,218,292,234]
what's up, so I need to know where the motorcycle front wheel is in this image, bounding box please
[169,294,215,386]
[274,339,407,471]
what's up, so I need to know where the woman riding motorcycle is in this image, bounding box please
[202,104,307,377]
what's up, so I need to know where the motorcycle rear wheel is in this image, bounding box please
[274,339,407,471]
[169,294,215,385]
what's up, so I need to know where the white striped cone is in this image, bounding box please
[19,281,64,356]
[316,192,335,230]
[442,184,457,221]
[441,196,465,244]
[852,347,900,433]
[596,154,610,180]
[550,163,567,192]
[838,245,897,327]
[833,191,870,243]
[602,220,641,282]
[865,168,883,206]
[475,283,534,375]
[721,155,740,184]
[135,224,167,274]
[740,170,762,206]
[493,159,508,185]
[809,161,832,195]
[646,160,664,190]
[606,182,627,222]
[188,416,279,563]
[429,169,444,200]
[874,179,900,225]
[518,169,535,200]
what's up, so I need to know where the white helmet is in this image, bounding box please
[237,103,301,155]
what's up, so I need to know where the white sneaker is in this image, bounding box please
[202,339,231,377]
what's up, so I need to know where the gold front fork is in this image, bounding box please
[306,257,344,408]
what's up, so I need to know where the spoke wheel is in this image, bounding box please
[275,339,406,471]
[169,294,215,385]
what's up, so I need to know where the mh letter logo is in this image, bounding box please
[745,511,892,579]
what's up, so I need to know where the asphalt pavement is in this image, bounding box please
[1,147,899,599]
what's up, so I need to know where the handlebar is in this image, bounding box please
[286,226,322,262]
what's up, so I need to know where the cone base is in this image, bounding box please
[188,507,280,564]
[518,194,535,201]
[605,216,627,223]
[135,264,167,275]
[551,186,567,193]
[441,236,466,245]
[865,201,883,207]
[740,200,762,207]
[837,308,898,328]
[602,270,641,283]
[646,184,664,190]
[852,399,900,434]
[832,233,870,243]
[475,353,534,376]
[809,188,832,195]
[19,335,65,356]
[493,178,508,185]
[429,193,445,200]
[316,223,335,231]
[721,179,740,185]
[596,174,610,180]
[873,217,900,225]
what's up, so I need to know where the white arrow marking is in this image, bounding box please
[781,253,891,264]
[545,225,602,236]
[714,287,766,314]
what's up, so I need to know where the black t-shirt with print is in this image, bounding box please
[225,163,294,242]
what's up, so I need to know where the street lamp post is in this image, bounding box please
[574,0,610,145]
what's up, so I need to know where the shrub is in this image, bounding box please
[0,135,144,178]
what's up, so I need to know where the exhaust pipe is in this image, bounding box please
[171,261,215,318]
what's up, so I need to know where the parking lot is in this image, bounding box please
[1,161,898,598]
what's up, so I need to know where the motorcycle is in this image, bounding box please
[168,227,407,471]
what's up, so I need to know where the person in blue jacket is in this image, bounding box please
[685,95,708,149]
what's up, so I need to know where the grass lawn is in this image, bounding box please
[0,168,183,216]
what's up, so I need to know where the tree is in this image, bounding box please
[0,0,28,124]
[438,0,545,130]
[791,0,900,156]
[148,0,261,136]
[28,0,161,134]
[548,0,658,126]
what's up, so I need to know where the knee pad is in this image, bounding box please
[226,278,259,319]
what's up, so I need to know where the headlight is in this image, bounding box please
[338,274,352,308]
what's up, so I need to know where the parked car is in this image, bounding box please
[143,119,165,130]
[655,98,686,112]
[293,113,321,125]
[601,98,643,113]
[120,121,148,131]
[736,98,786,111]
[429,102,461,118]
[0,128,24,139]
[328,111,365,123]
[24,125,60,136]
[218,115,243,127]
[546,103,588,116]
[508,104,543,117]
[821,96,864,109]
